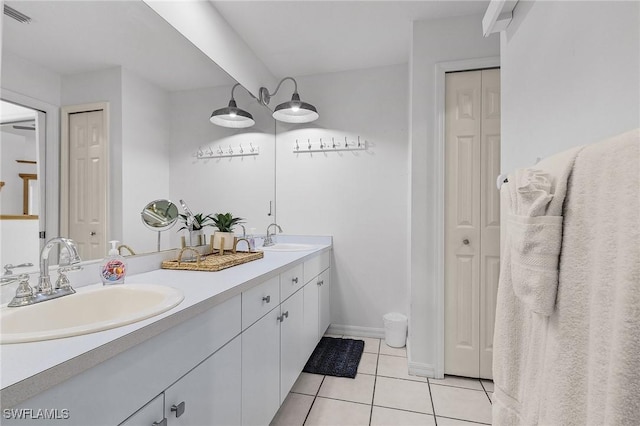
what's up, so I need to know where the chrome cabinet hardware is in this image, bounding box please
[171,401,186,418]
[317,280,324,286]
[292,277,298,284]
[152,418,167,426]
[277,311,290,322]
[90,231,96,236]
[262,295,271,303]
[463,239,470,245]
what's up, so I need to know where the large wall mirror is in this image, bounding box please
[0,0,276,274]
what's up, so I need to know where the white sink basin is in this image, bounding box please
[0,284,184,344]
[260,243,317,252]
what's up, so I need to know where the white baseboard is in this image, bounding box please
[327,324,385,339]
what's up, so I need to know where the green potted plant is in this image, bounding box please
[211,212,244,250]
[178,213,213,246]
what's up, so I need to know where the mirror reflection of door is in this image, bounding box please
[61,103,109,261]
[0,100,45,271]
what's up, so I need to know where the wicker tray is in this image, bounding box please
[161,249,264,272]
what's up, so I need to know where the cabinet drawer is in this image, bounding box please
[280,263,304,301]
[242,276,280,330]
[304,250,330,284]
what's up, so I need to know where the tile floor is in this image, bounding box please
[271,335,493,426]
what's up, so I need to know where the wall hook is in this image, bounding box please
[239,144,244,154]
[332,137,337,149]
[357,136,361,147]
[250,143,255,153]
[308,139,312,150]
[345,137,349,148]
[228,145,233,155]
[295,140,299,151]
[319,138,324,149]
[197,148,204,158]
[217,147,224,155]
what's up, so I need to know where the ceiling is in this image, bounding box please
[2,1,489,92]
[212,1,490,78]
[2,1,235,91]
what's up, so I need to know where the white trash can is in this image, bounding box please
[383,312,408,348]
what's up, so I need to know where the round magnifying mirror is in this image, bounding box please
[141,199,179,251]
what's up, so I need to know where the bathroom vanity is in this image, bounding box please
[0,237,332,426]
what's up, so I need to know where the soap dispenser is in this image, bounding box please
[100,240,127,285]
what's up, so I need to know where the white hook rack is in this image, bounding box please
[293,136,367,153]
[196,143,259,159]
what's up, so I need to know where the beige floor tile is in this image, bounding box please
[436,416,489,425]
[357,352,378,375]
[429,375,483,390]
[377,354,427,382]
[371,406,436,426]
[481,379,494,392]
[379,342,407,357]
[350,336,380,354]
[374,376,432,414]
[291,372,324,396]
[270,393,314,426]
[430,384,492,424]
[305,397,371,426]
[318,373,375,404]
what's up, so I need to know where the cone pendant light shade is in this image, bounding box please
[210,83,255,128]
[272,93,319,123]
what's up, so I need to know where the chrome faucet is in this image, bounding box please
[263,223,283,247]
[8,237,82,307]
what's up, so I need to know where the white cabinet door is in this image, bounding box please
[242,307,281,426]
[303,280,319,360]
[280,289,305,403]
[164,336,241,426]
[318,268,331,337]
[119,394,164,426]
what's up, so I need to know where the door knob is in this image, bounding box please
[262,295,271,303]
[463,239,470,245]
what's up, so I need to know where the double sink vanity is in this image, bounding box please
[0,236,332,426]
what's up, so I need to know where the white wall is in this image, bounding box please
[168,84,275,247]
[409,15,499,375]
[501,1,640,172]
[1,50,61,106]
[275,64,409,333]
[121,69,171,253]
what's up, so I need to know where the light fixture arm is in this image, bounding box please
[258,77,298,106]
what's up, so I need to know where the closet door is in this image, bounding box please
[479,69,501,379]
[445,70,482,378]
[445,69,500,379]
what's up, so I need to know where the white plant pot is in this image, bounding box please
[212,231,235,251]
[188,230,204,246]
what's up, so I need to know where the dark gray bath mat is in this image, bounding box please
[303,337,365,378]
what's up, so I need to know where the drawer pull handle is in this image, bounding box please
[171,401,186,418]
[318,280,324,286]
[292,277,298,284]
[283,311,289,318]
[262,295,271,303]
[152,419,167,426]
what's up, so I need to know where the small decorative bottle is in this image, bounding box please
[100,240,127,285]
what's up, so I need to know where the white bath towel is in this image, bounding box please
[493,128,640,425]
[493,144,583,425]
[538,129,640,425]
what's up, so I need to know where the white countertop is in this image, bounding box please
[0,236,331,408]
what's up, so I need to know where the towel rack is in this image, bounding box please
[293,136,367,153]
[196,143,259,159]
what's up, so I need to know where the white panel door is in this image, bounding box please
[318,268,332,338]
[479,69,501,379]
[164,336,241,426]
[242,307,281,426]
[445,69,500,379]
[280,288,305,403]
[68,110,107,260]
